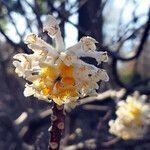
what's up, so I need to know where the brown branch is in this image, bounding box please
[104,9,150,61]
[0,28,20,49]
[96,109,112,149]
[102,9,150,95]
[49,103,65,150]
[0,26,28,53]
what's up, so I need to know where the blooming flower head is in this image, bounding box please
[109,92,150,140]
[13,15,109,106]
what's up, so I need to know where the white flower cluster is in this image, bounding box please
[13,15,109,106]
[109,92,150,140]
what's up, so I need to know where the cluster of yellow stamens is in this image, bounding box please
[109,94,150,140]
[126,100,142,126]
[34,62,78,105]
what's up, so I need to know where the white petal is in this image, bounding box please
[80,36,98,51]
[26,34,58,58]
[13,53,27,62]
[43,15,59,36]
[24,84,35,97]
[43,15,65,52]
[97,69,109,81]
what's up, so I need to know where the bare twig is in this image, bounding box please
[78,89,126,105]
[64,138,96,150]
[102,137,150,148]
[49,103,65,150]
[106,9,150,61]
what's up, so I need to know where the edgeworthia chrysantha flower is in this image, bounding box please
[13,15,109,106]
[109,92,150,140]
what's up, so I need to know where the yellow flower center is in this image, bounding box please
[34,62,78,105]
[125,101,142,126]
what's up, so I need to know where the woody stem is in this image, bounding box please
[49,103,65,150]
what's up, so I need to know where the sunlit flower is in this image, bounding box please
[109,92,150,140]
[13,15,109,106]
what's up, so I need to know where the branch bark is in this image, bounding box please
[49,103,65,150]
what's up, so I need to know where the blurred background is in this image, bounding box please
[0,0,150,149]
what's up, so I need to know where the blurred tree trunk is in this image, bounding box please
[78,0,103,44]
